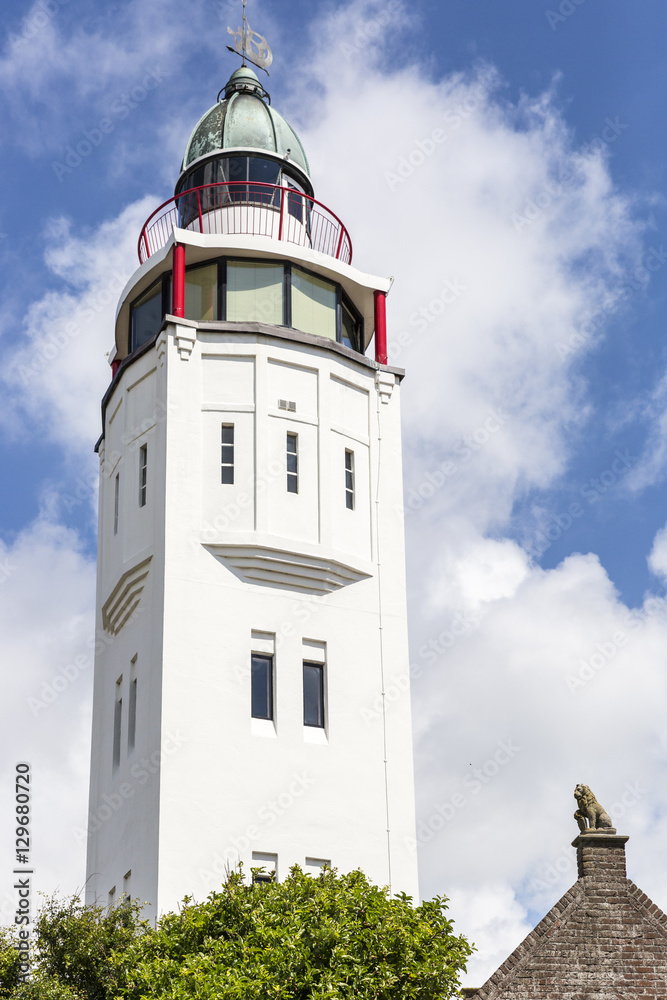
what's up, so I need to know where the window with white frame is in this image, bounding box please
[113,473,120,535]
[286,432,298,493]
[112,676,123,772]
[251,852,277,884]
[221,424,234,484]
[303,661,325,728]
[251,653,273,720]
[345,449,354,510]
[138,444,147,507]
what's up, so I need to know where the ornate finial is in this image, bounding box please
[226,0,273,75]
[574,784,616,834]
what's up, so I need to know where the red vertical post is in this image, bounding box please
[172,242,185,318]
[374,290,387,365]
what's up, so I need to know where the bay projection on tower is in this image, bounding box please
[85,57,418,917]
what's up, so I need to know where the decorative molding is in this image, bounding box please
[102,556,152,635]
[375,370,395,404]
[174,324,196,360]
[156,330,168,366]
[205,544,371,594]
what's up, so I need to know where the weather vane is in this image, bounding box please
[227,0,273,75]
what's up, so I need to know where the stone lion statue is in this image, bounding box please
[574,784,614,833]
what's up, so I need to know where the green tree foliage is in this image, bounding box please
[115,867,473,999]
[0,869,472,999]
[0,929,22,997]
[26,894,146,1000]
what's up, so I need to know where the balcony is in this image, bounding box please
[137,181,353,266]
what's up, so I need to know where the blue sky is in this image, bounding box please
[1,0,667,986]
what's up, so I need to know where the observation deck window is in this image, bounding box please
[291,269,337,341]
[185,263,218,322]
[128,258,364,356]
[226,260,283,325]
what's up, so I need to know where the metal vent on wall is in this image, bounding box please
[278,399,296,412]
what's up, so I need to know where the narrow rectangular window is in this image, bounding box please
[221,424,234,484]
[112,677,123,771]
[128,678,137,753]
[138,445,147,507]
[108,886,116,907]
[251,654,273,720]
[303,661,325,728]
[286,432,298,493]
[345,449,354,510]
[113,474,120,535]
[123,870,132,904]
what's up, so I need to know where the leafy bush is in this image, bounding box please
[114,866,472,999]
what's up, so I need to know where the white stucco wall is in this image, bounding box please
[87,277,418,919]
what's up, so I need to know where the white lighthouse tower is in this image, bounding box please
[85,53,418,916]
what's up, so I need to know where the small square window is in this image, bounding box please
[286,432,298,493]
[221,424,235,484]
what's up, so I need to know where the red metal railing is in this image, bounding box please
[137,181,353,265]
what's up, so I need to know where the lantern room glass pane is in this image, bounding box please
[185,264,218,322]
[131,281,163,352]
[227,261,283,325]
[291,270,337,340]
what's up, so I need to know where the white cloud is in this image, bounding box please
[648,520,667,580]
[0,510,96,915]
[1,196,156,465]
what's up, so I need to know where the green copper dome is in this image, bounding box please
[181,67,310,178]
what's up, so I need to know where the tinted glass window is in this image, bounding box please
[303,662,324,728]
[185,264,218,321]
[291,269,336,340]
[227,261,283,324]
[251,654,273,720]
[131,282,163,352]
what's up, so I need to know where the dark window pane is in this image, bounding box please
[303,662,324,728]
[249,158,281,184]
[251,654,273,719]
[221,425,234,484]
[131,283,163,352]
[286,433,298,493]
[342,304,357,351]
